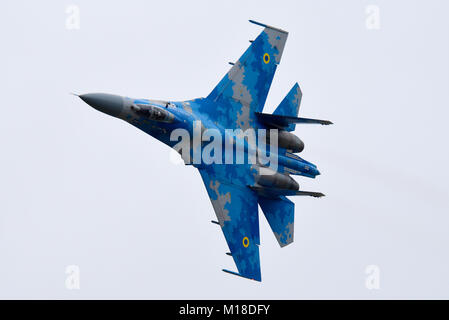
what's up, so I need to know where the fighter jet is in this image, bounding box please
[77,20,332,281]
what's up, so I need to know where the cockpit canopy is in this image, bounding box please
[131,103,175,123]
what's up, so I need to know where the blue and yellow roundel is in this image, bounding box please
[263,53,270,64]
[242,236,250,248]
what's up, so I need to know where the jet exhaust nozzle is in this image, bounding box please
[256,166,299,191]
[267,130,304,153]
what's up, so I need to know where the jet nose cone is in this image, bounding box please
[79,93,124,118]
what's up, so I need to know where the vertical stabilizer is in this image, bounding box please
[273,83,302,131]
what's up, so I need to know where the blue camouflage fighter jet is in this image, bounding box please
[77,20,332,281]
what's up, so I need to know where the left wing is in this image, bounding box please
[206,20,288,130]
[198,167,261,281]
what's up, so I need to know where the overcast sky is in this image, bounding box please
[1,0,448,299]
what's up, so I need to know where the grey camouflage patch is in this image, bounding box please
[209,180,231,226]
[264,29,288,64]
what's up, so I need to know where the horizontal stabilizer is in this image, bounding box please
[293,117,333,125]
[256,112,333,130]
[250,186,325,199]
[259,196,294,247]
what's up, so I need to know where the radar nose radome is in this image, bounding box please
[79,93,124,118]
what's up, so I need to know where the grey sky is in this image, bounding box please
[1,0,448,298]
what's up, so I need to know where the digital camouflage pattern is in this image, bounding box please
[77,20,331,281]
